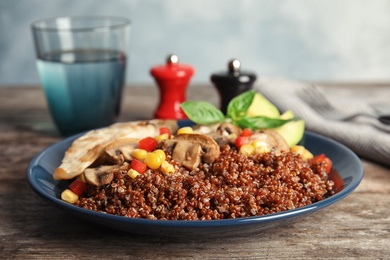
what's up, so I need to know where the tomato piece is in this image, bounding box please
[235,135,249,148]
[240,128,253,137]
[130,159,147,174]
[311,154,333,173]
[138,136,157,152]
[159,127,172,138]
[68,179,87,196]
[328,169,344,193]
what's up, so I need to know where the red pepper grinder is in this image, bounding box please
[151,54,195,119]
[211,59,257,114]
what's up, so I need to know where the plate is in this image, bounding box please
[27,126,363,238]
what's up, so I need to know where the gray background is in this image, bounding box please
[2,0,390,86]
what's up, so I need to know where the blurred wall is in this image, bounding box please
[1,0,390,86]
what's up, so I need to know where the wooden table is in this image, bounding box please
[1,85,389,259]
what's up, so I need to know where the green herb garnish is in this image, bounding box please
[181,90,295,130]
[181,101,225,125]
[234,116,293,129]
[227,90,256,120]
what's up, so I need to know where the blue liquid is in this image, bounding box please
[37,49,126,136]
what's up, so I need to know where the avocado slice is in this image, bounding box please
[274,110,305,147]
[246,93,280,118]
[244,93,304,147]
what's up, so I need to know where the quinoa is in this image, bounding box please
[76,145,335,220]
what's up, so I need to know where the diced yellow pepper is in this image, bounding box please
[160,160,175,174]
[144,152,163,170]
[127,169,140,179]
[177,126,193,135]
[61,189,79,204]
[131,148,148,161]
[239,143,255,156]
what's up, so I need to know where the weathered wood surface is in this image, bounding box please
[0,86,389,259]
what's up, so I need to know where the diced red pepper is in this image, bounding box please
[68,179,87,196]
[311,154,333,174]
[235,135,249,148]
[138,136,157,152]
[159,127,172,138]
[130,159,147,174]
[240,128,253,137]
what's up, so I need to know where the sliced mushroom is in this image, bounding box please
[192,122,241,147]
[217,122,242,136]
[102,138,139,164]
[172,133,220,163]
[205,133,230,147]
[83,165,118,186]
[250,129,289,155]
[158,133,221,170]
[192,123,221,134]
[157,138,177,154]
[172,141,202,170]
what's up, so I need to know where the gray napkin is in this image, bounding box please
[255,77,390,166]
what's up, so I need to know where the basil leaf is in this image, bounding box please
[235,116,295,130]
[181,101,225,125]
[226,90,256,120]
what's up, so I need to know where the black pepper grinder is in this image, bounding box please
[211,59,257,114]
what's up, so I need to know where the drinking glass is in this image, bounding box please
[31,16,131,136]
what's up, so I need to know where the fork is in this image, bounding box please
[297,86,390,125]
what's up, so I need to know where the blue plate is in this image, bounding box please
[27,129,363,238]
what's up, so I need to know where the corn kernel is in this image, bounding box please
[228,133,237,139]
[291,145,313,160]
[251,140,266,148]
[131,148,148,160]
[127,169,140,179]
[255,145,270,154]
[239,143,255,156]
[177,126,193,135]
[155,133,169,141]
[161,160,175,174]
[252,140,269,154]
[302,149,314,161]
[153,149,166,162]
[290,145,306,155]
[61,189,79,204]
[144,152,163,170]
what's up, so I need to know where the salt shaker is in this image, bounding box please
[211,59,257,114]
[150,54,195,119]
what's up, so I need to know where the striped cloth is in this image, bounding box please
[255,77,390,166]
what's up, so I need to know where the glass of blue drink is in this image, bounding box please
[31,16,131,136]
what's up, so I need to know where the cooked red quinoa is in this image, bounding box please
[76,145,335,220]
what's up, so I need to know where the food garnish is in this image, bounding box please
[181,90,305,147]
[181,90,294,129]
